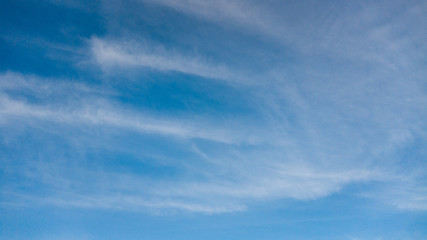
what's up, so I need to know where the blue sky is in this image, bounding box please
[1,0,427,239]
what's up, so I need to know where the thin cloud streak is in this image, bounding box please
[44,194,247,214]
[2,1,427,214]
[0,70,388,213]
[2,154,381,214]
[0,96,240,144]
[140,0,281,40]
[0,72,254,144]
[91,38,249,83]
[2,62,427,213]
[141,0,427,70]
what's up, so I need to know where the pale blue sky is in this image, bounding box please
[1,0,427,239]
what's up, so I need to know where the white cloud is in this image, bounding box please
[90,37,249,83]
[3,1,427,214]
[140,0,282,39]
[0,72,253,144]
[2,51,427,212]
[366,177,427,211]
[1,153,379,214]
[141,0,427,70]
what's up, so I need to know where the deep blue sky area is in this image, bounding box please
[1,1,427,240]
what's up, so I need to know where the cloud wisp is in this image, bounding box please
[0,72,253,144]
[3,34,427,213]
[141,0,427,71]
[1,1,427,215]
[0,72,389,213]
[90,38,251,84]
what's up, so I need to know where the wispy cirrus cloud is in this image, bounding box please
[0,96,236,143]
[90,37,250,83]
[1,143,380,214]
[0,72,254,144]
[141,0,427,70]
[2,1,427,216]
[0,72,389,213]
[3,37,427,212]
[3,1,427,240]
[140,0,282,39]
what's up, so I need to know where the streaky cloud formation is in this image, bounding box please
[1,0,427,239]
[1,0,426,215]
[0,72,251,144]
[0,72,382,212]
[143,0,427,70]
[90,38,249,84]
